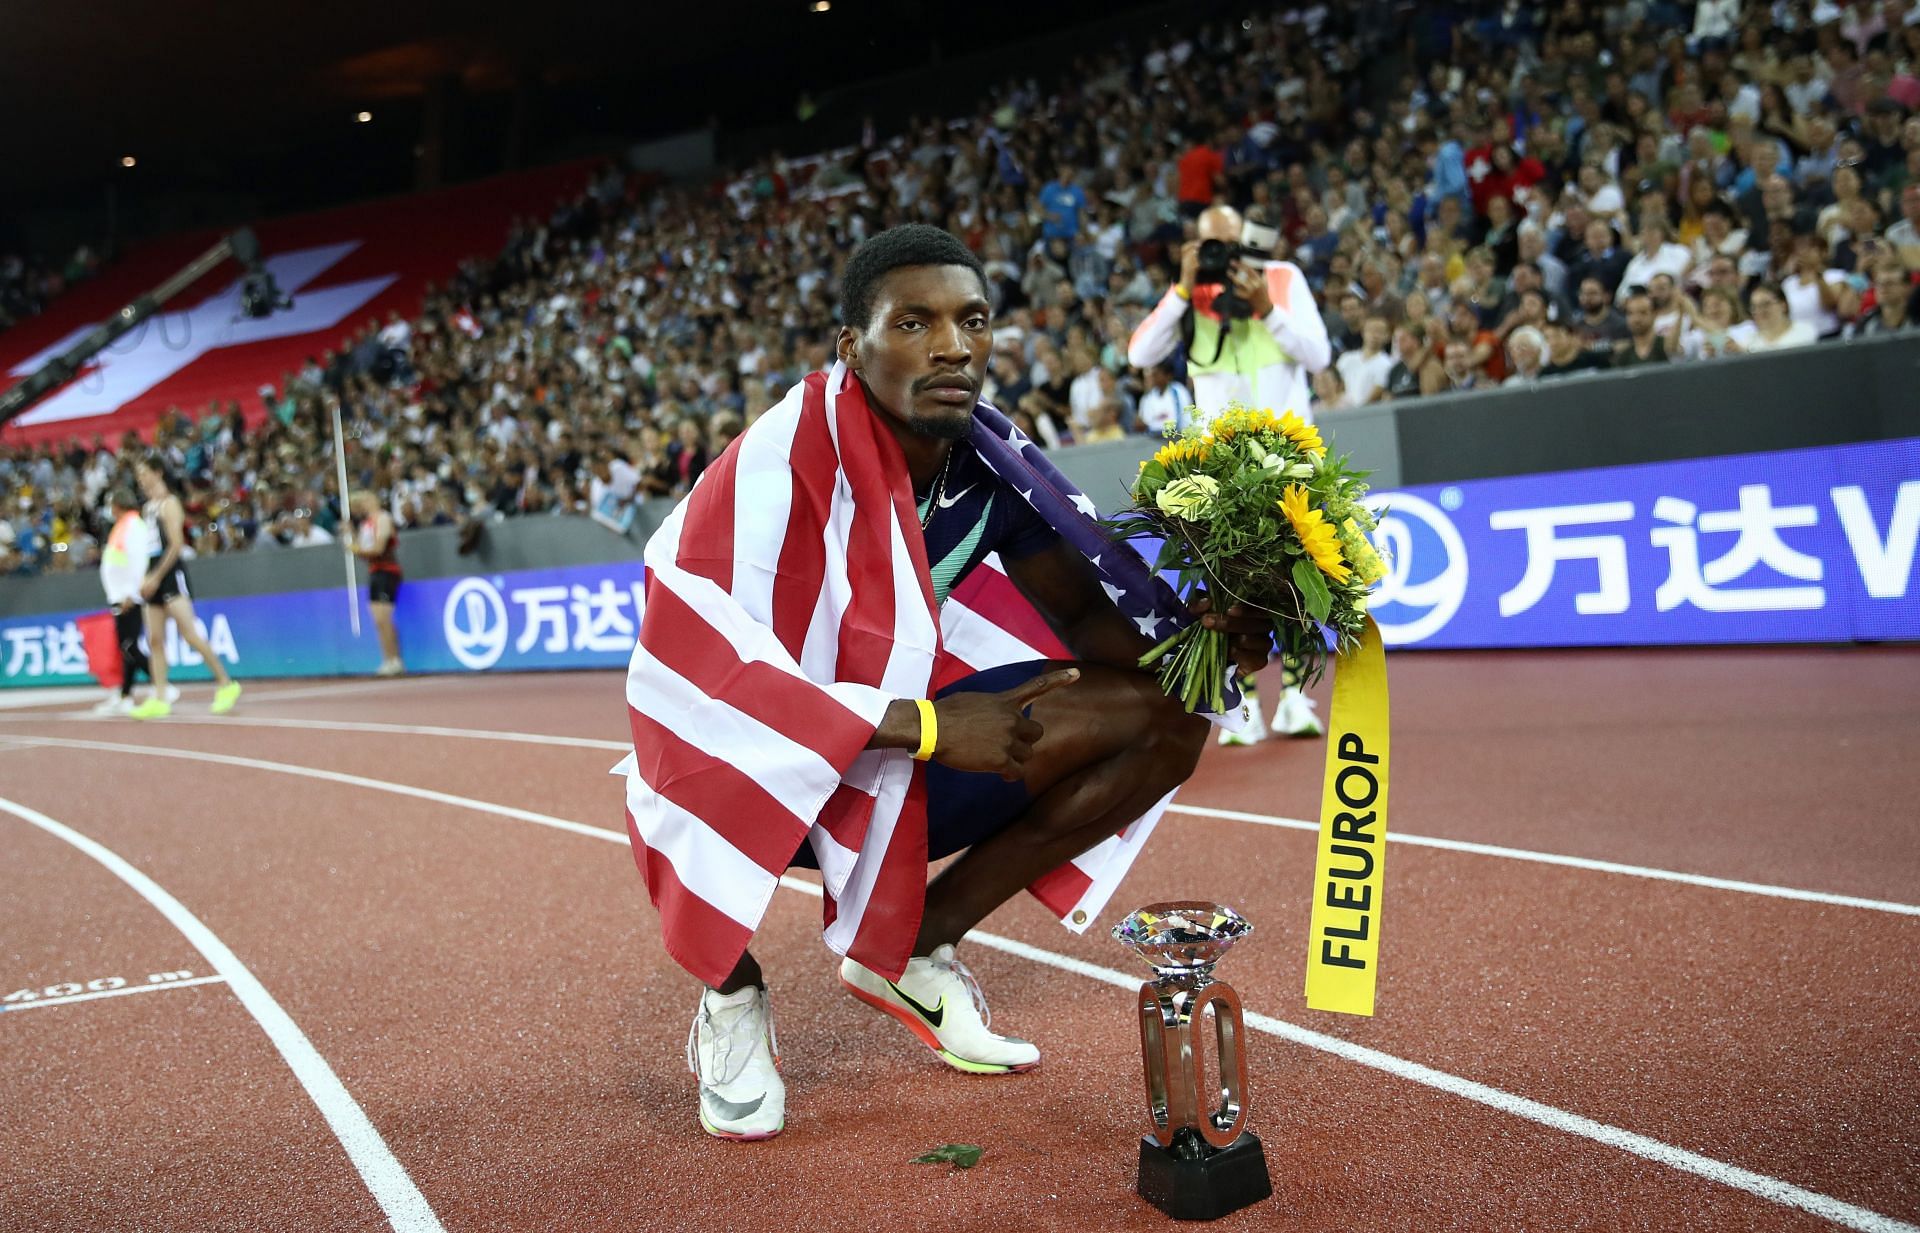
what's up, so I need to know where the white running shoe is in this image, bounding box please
[91,693,132,715]
[1269,686,1325,738]
[687,985,785,1141]
[841,944,1039,1074]
[145,685,180,705]
[375,658,404,677]
[1216,687,1268,747]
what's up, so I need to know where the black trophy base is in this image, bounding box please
[1137,1131,1274,1221]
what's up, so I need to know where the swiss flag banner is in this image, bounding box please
[1,161,594,446]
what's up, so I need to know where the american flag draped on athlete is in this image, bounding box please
[616,361,1223,988]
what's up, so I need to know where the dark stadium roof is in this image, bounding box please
[3,0,1177,223]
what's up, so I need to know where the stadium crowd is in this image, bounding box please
[5,0,1920,576]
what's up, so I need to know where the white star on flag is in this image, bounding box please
[1101,580,1126,605]
[1134,613,1162,636]
[1069,492,1098,518]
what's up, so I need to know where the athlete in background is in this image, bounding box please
[92,488,154,715]
[350,491,405,676]
[130,460,241,719]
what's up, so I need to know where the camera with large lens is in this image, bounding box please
[1194,238,1239,288]
[1195,239,1253,321]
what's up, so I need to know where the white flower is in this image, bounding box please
[1155,474,1221,520]
[1286,462,1316,478]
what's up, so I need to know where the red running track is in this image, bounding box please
[0,647,1915,1232]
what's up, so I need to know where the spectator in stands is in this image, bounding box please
[1855,264,1919,335]
[1888,186,1920,269]
[1134,363,1192,435]
[1571,219,1631,297]
[1617,218,1695,303]
[1741,284,1819,351]
[1615,291,1675,367]
[1542,318,1614,378]
[1781,233,1856,338]
[1504,326,1548,385]
[1334,315,1393,406]
[1574,276,1631,349]
[1384,322,1441,399]
[1311,366,1353,413]
[1681,287,1749,359]
[1439,340,1483,393]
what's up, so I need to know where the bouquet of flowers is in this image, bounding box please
[1116,406,1386,714]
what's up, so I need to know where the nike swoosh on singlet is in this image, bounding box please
[886,980,945,1028]
[936,483,977,509]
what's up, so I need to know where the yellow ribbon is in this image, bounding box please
[1304,615,1390,1017]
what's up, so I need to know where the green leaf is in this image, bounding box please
[911,1143,984,1169]
[1292,557,1333,623]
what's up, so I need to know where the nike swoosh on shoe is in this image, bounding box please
[886,980,945,1027]
[703,1091,765,1121]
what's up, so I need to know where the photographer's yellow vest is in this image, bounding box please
[1188,285,1290,380]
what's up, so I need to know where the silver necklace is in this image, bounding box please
[918,447,955,530]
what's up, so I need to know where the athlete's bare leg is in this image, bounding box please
[165,597,231,687]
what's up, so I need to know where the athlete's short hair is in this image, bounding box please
[838,224,987,331]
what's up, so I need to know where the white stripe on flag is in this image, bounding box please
[728,388,804,613]
[623,775,782,929]
[625,640,843,822]
[941,598,1047,673]
[640,561,895,733]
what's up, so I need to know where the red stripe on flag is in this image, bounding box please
[949,566,1072,659]
[815,781,878,853]
[675,440,739,593]
[637,582,875,766]
[832,391,902,687]
[844,771,930,983]
[930,648,977,694]
[773,376,838,660]
[1027,862,1094,921]
[625,810,755,988]
[627,706,809,875]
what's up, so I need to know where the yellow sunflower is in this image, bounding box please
[1152,438,1211,468]
[1279,484,1350,582]
[1277,410,1325,457]
[1208,406,1282,442]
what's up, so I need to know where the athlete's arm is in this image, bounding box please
[1009,540,1280,679]
[1005,538,1156,670]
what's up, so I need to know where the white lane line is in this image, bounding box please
[237,679,430,704]
[1168,803,1920,918]
[14,735,616,844]
[0,686,125,711]
[45,716,1920,919]
[0,795,443,1233]
[2,975,229,1013]
[57,712,631,751]
[9,737,1912,1232]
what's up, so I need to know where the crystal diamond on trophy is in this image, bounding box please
[1113,901,1273,1221]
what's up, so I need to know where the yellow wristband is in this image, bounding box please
[1173,284,1191,301]
[912,698,938,762]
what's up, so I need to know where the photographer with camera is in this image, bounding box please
[1127,204,1331,747]
[1126,204,1330,431]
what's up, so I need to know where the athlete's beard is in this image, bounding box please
[860,375,973,440]
[904,408,972,440]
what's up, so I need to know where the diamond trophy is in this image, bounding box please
[1112,901,1273,1220]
